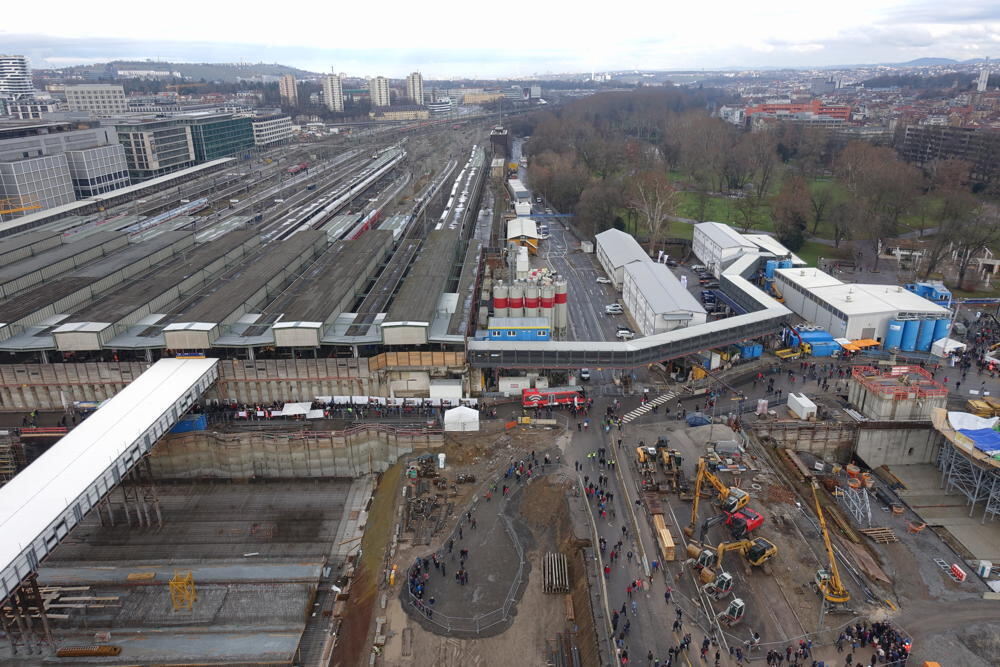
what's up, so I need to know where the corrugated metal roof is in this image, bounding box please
[695,222,756,250]
[595,229,649,268]
[624,262,706,316]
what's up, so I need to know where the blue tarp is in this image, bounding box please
[958,428,1000,455]
[170,414,208,433]
[687,413,710,427]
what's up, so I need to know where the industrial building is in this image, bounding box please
[692,222,758,276]
[622,261,706,336]
[774,266,951,346]
[595,228,649,289]
[506,218,538,254]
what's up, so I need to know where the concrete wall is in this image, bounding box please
[148,425,443,479]
[753,421,858,463]
[855,422,942,468]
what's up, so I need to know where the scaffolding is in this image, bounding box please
[169,571,197,612]
[937,439,1000,523]
[836,483,873,528]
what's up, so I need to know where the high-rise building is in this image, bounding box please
[65,84,128,115]
[369,76,391,108]
[279,74,298,106]
[323,71,344,112]
[0,55,34,101]
[978,59,991,93]
[406,72,424,105]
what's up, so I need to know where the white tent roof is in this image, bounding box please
[444,405,479,431]
[278,402,311,416]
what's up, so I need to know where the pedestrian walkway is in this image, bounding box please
[621,389,682,424]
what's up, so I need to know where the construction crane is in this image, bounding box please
[0,196,41,216]
[691,537,778,582]
[811,480,850,607]
[684,457,751,537]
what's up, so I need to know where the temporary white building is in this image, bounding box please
[444,405,480,432]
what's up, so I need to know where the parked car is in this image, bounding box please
[701,290,716,303]
[691,264,707,271]
[596,277,612,284]
[580,368,591,381]
[605,304,624,314]
[703,281,721,289]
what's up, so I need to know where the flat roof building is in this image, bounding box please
[251,115,293,147]
[65,84,128,115]
[622,261,706,336]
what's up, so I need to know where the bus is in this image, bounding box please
[521,386,584,408]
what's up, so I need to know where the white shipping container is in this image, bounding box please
[787,392,817,420]
[499,377,529,394]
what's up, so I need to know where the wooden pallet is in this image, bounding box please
[860,527,898,544]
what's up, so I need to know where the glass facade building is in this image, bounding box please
[181,115,254,162]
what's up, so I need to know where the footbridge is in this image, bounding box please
[468,253,791,368]
[0,357,219,603]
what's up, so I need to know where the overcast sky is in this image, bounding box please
[3,0,998,77]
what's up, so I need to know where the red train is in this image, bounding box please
[287,162,309,175]
[521,386,584,408]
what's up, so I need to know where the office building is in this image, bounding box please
[251,114,293,147]
[65,84,128,115]
[0,119,121,163]
[176,114,254,162]
[7,99,61,120]
[323,72,344,112]
[0,55,34,101]
[0,155,75,219]
[427,99,452,117]
[112,118,196,181]
[692,222,758,276]
[406,72,424,105]
[595,228,649,289]
[278,74,298,106]
[369,76,391,108]
[744,99,851,122]
[622,262,706,336]
[63,144,130,198]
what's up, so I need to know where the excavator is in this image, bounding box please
[684,457,751,538]
[811,480,851,609]
[688,537,778,584]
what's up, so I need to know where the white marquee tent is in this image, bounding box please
[443,405,479,432]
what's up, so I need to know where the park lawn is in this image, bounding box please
[796,241,850,268]
[675,192,775,233]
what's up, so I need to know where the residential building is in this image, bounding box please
[406,72,424,105]
[112,118,196,181]
[369,76,391,107]
[65,84,128,115]
[898,124,1000,187]
[278,74,298,106]
[64,144,130,198]
[7,99,61,120]
[718,105,745,125]
[323,72,344,112]
[622,262,706,336]
[176,114,254,162]
[595,228,649,289]
[0,155,75,220]
[0,55,34,101]
[251,114,293,147]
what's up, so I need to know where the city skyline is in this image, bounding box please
[2,0,998,77]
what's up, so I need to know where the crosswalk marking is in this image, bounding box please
[621,390,681,423]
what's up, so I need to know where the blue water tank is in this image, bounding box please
[916,319,936,351]
[779,259,794,269]
[933,318,951,342]
[765,260,778,279]
[901,320,920,351]
[884,320,904,349]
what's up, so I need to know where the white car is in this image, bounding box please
[616,329,635,340]
[580,368,591,381]
[605,304,623,314]
[596,277,612,284]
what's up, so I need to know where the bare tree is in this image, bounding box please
[630,170,678,254]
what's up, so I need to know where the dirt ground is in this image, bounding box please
[371,424,594,667]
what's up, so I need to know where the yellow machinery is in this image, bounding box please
[689,537,777,583]
[0,196,41,216]
[169,570,197,612]
[684,457,750,538]
[810,480,850,607]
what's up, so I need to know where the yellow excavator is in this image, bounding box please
[684,457,751,538]
[811,480,850,608]
[688,537,778,584]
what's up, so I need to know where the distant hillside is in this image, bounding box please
[68,60,319,82]
[895,58,959,67]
